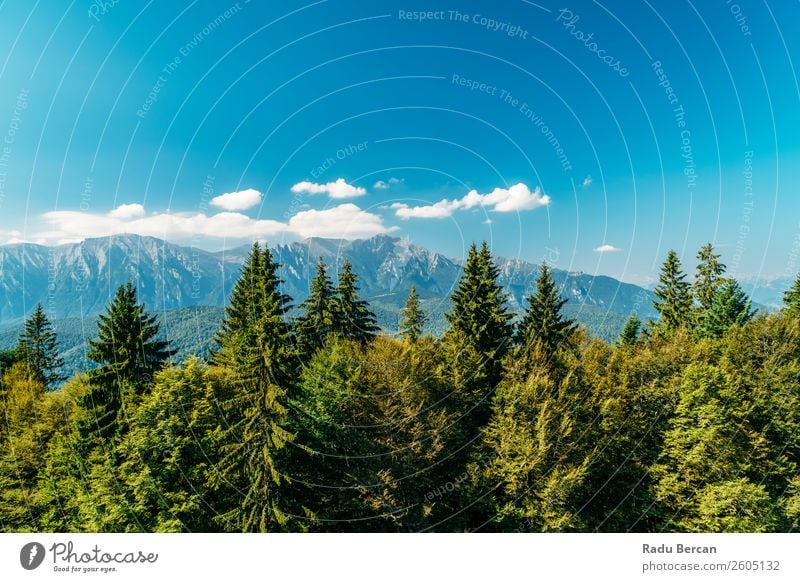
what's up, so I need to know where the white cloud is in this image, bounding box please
[391,200,458,219]
[39,210,287,241]
[291,178,366,199]
[108,203,146,219]
[392,182,549,219]
[581,176,592,188]
[374,177,403,190]
[0,229,31,245]
[210,188,262,211]
[34,202,393,244]
[594,244,622,253]
[288,203,396,239]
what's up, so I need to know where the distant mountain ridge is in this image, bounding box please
[0,234,665,379]
[0,233,658,326]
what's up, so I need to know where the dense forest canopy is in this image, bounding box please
[2,241,800,532]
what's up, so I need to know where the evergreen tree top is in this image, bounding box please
[694,243,727,310]
[399,285,427,343]
[784,273,800,315]
[618,314,642,346]
[653,250,693,332]
[88,281,174,384]
[15,303,64,389]
[516,263,577,355]
[699,278,755,339]
[334,260,378,345]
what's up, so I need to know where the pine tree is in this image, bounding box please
[694,243,726,310]
[15,304,64,388]
[333,260,378,345]
[618,314,642,346]
[516,263,577,355]
[211,243,299,532]
[699,279,754,338]
[398,285,426,342]
[295,257,337,357]
[87,281,173,386]
[784,273,800,315]
[79,281,173,440]
[214,243,270,353]
[445,243,513,388]
[653,250,693,332]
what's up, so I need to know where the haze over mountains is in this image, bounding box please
[0,233,658,323]
[3,233,787,379]
[0,234,666,377]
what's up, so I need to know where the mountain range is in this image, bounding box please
[0,233,663,378]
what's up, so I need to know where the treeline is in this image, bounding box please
[2,242,800,532]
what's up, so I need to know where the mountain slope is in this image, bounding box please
[0,233,661,378]
[0,234,658,326]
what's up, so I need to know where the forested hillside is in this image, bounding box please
[2,241,799,533]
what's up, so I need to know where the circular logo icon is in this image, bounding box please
[20,542,46,570]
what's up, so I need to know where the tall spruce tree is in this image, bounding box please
[653,250,693,333]
[211,243,299,532]
[618,314,642,346]
[694,243,726,310]
[398,285,426,342]
[15,303,64,388]
[445,243,512,388]
[213,242,265,351]
[516,263,577,355]
[699,279,754,338]
[333,260,378,345]
[784,273,800,315]
[295,257,337,357]
[86,282,173,384]
[79,282,173,440]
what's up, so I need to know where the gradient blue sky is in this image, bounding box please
[0,0,798,284]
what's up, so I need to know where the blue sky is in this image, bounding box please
[0,0,798,284]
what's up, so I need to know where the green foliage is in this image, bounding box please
[333,260,379,345]
[652,363,777,532]
[4,245,800,534]
[294,257,337,358]
[290,338,373,529]
[693,243,726,310]
[78,282,173,441]
[0,348,17,372]
[360,337,457,531]
[211,243,299,532]
[398,285,427,343]
[783,273,800,315]
[0,363,76,531]
[15,304,64,389]
[698,279,754,338]
[516,263,577,356]
[116,358,231,531]
[653,250,693,333]
[618,314,641,346]
[87,281,174,385]
[444,243,513,410]
[481,349,593,532]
